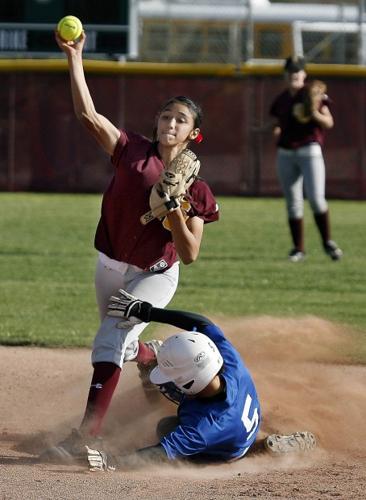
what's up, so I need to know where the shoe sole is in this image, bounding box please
[288,251,306,262]
[264,431,317,454]
[327,251,343,261]
[324,242,343,261]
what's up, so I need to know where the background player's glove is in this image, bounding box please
[140,148,200,225]
[107,289,152,327]
[305,80,327,116]
[293,80,327,124]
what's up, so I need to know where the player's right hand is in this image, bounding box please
[55,30,86,56]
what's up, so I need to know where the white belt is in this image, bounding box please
[98,252,143,273]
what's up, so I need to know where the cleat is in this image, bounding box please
[137,340,162,391]
[323,240,343,261]
[38,428,103,463]
[288,249,306,262]
[264,431,317,454]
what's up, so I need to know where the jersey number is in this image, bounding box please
[241,394,259,440]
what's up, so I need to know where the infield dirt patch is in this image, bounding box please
[0,316,365,499]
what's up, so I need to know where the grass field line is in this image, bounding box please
[1,193,365,360]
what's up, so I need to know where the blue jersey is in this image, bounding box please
[160,324,261,461]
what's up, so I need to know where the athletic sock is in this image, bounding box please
[313,211,330,244]
[80,362,121,437]
[135,341,156,365]
[288,218,304,252]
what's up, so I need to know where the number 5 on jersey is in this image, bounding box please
[241,394,259,441]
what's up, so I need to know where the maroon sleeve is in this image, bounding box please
[187,179,219,224]
[111,130,127,167]
[111,130,151,169]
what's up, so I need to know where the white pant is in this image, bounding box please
[92,253,179,367]
[277,143,328,219]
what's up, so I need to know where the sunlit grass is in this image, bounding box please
[0,193,365,361]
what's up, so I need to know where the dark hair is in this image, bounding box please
[284,56,306,73]
[152,96,203,141]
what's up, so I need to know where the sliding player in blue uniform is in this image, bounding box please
[86,290,316,471]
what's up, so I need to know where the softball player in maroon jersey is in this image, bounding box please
[270,56,343,262]
[40,31,219,461]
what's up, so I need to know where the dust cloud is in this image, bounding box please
[100,315,366,476]
[2,316,365,478]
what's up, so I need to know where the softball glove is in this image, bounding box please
[140,148,200,225]
[293,80,327,124]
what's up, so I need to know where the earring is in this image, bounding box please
[194,132,203,144]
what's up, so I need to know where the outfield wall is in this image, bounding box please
[0,60,365,199]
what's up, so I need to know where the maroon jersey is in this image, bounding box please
[94,130,219,271]
[270,88,329,149]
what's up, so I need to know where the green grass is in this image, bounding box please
[0,193,365,359]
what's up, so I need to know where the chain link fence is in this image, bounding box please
[138,0,366,65]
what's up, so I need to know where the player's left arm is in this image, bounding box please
[167,213,204,264]
[150,307,213,331]
[107,289,214,331]
[167,179,218,265]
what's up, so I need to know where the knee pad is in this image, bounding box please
[288,206,304,219]
[123,340,139,362]
[310,199,328,214]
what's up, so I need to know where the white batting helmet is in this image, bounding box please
[149,331,223,395]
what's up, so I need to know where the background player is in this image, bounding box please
[269,56,343,262]
[85,289,316,471]
[41,30,219,461]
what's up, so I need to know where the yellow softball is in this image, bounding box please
[57,15,83,42]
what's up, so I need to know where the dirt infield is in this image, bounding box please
[1,316,365,499]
